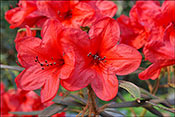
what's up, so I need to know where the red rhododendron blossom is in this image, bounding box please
[5,0,45,29]
[5,0,117,29]
[138,0,175,80]
[139,23,175,80]
[15,19,74,103]
[60,17,142,101]
[117,1,161,49]
[0,82,65,117]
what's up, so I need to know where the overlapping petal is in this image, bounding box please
[91,69,118,101]
[89,17,120,52]
[101,44,142,75]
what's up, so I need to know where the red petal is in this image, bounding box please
[61,67,93,91]
[117,15,146,49]
[5,1,37,29]
[15,37,41,68]
[15,65,47,91]
[96,1,117,17]
[59,52,75,80]
[91,70,118,101]
[89,17,120,52]
[156,1,175,26]
[40,19,63,58]
[41,77,60,103]
[101,44,142,75]
[139,59,175,80]
[69,2,96,28]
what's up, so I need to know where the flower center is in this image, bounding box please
[87,52,107,65]
[35,56,64,70]
[57,10,72,20]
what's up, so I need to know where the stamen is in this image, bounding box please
[54,62,56,65]
[50,63,53,66]
[46,64,49,66]
[40,64,44,66]
[45,60,47,63]
[87,52,91,57]
[41,68,44,70]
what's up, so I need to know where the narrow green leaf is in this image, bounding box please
[10,111,41,115]
[119,80,141,100]
[39,104,66,117]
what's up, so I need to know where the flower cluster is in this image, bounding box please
[4,0,174,108]
[0,82,65,117]
[117,1,175,80]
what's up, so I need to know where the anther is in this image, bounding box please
[46,64,49,66]
[104,60,107,63]
[45,60,47,63]
[51,57,53,60]
[94,55,98,59]
[40,64,44,66]
[41,68,44,70]
[50,63,53,66]
[87,52,91,57]
[54,62,56,65]
[35,60,37,62]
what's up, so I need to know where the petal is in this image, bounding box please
[15,65,47,91]
[15,36,42,68]
[69,2,96,28]
[139,59,175,80]
[117,15,146,49]
[96,1,117,17]
[41,77,60,103]
[40,19,63,58]
[156,1,175,26]
[5,1,37,29]
[89,17,120,52]
[101,44,142,75]
[5,8,26,29]
[91,70,118,101]
[61,67,93,91]
[59,52,75,80]
[60,27,91,55]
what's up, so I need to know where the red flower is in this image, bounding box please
[0,82,65,117]
[117,1,161,49]
[15,19,74,103]
[5,0,117,29]
[139,22,175,80]
[138,0,175,80]
[60,17,142,101]
[5,0,45,29]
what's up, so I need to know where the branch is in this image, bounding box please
[0,64,24,71]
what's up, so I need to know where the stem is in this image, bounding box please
[18,27,42,32]
[167,67,171,86]
[118,93,137,117]
[0,64,23,71]
[152,76,160,95]
[140,108,147,117]
[87,86,98,116]
[145,80,153,93]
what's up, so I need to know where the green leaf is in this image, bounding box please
[104,108,126,116]
[39,104,66,117]
[119,80,141,100]
[10,111,41,115]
